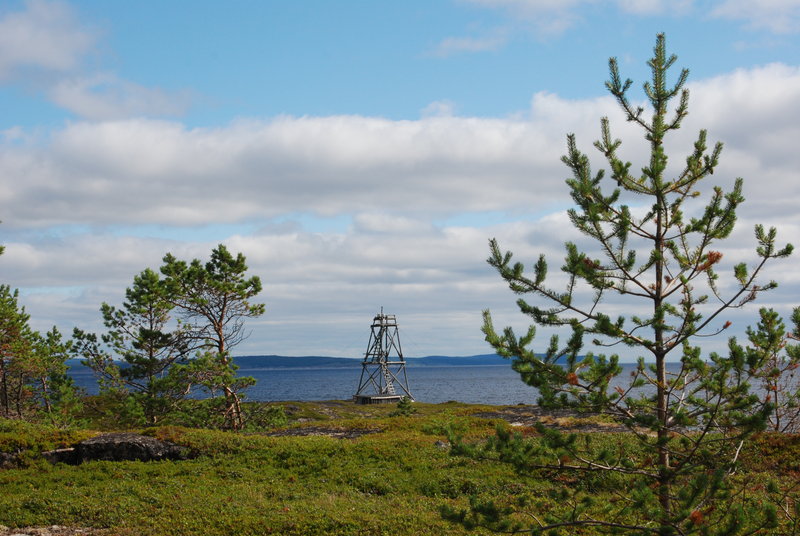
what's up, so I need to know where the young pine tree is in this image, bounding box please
[744,307,800,433]
[0,285,33,417]
[72,268,191,425]
[160,244,265,430]
[456,35,793,535]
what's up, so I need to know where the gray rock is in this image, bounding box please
[41,448,77,465]
[0,451,18,468]
[75,433,188,463]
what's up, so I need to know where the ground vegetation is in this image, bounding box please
[467,34,794,535]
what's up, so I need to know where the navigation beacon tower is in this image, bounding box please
[353,309,413,404]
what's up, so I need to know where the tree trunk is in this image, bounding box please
[656,351,671,532]
[40,376,52,414]
[0,356,9,417]
[217,328,243,430]
[224,386,243,430]
[654,184,672,531]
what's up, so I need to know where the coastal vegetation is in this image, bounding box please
[474,34,795,534]
[2,402,800,535]
[1,244,265,431]
[71,244,264,430]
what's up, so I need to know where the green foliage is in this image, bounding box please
[3,404,800,535]
[0,405,525,536]
[29,327,86,427]
[0,285,32,417]
[741,307,800,432]
[477,34,793,535]
[0,286,83,423]
[160,244,265,430]
[72,267,192,425]
[390,396,417,417]
[72,245,265,430]
[0,417,93,455]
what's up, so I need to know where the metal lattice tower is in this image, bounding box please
[353,309,413,404]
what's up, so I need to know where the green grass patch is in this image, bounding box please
[3,404,800,535]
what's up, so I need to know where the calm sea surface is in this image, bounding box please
[66,358,672,406]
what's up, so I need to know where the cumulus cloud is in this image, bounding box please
[3,62,798,231]
[0,0,93,80]
[4,61,798,357]
[3,221,514,356]
[0,115,568,228]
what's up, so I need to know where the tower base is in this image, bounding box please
[353,394,404,405]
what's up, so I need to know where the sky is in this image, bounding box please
[1,0,799,360]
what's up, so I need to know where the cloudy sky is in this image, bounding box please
[1,0,798,359]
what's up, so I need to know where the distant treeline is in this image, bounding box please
[66,353,516,371]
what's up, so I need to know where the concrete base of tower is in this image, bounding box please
[352,394,404,405]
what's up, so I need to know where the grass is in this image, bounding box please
[1,402,798,535]
[0,401,520,535]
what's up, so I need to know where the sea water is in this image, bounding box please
[66,358,678,405]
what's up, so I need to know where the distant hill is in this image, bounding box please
[67,353,552,371]
[232,354,509,369]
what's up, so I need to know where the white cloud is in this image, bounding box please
[711,0,800,34]
[0,115,567,228]
[0,0,93,79]
[49,74,192,120]
[2,62,798,233]
[3,61,799,357]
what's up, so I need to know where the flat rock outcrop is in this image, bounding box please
[74,432,189,463]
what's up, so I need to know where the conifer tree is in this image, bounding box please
[455,35,793,535]
[160,244,264,430]
[72,268,191,424]
[26,327,83,426]
[0,285,32,417]
[0,288,80,421]
[745,307,800,433]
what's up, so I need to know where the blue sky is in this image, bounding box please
[2,0,799,358]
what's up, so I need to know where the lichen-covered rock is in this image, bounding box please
[75,433,188,463]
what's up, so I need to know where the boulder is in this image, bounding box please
[74,433,188,463]
[0,451,19,469]
[41,448,78,465]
